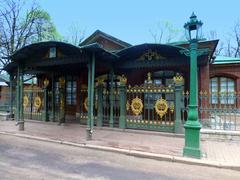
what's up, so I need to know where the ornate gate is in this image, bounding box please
[126,76,175,132]
[23,87,44,120]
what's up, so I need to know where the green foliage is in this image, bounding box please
[26,9,62,42]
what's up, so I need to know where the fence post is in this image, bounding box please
[97,83,103,127]
[43,78,49,121]
[119,75,127,129]
[174,75,184,134]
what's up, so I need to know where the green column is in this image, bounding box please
[51,74,55,122]
[16,66,24,131]
[97,83,103,127]
[87,61,91,136]
[174,77,184,134]
[183,41,201,158]
[87,53,95,140]
[119,83,126,129]
[9,73,14,120]
[109,70,114,128]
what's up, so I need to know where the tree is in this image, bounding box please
[0,0,60,70]
[206,22,240,58]
[225,21,240,57]
[64,23,85,46]
[205,30,224,56]
[149,21,182,43]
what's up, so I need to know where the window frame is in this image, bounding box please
[66,76,77,105]
[209,77,235,105]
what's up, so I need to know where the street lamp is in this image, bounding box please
[181,13,208,158]
[184,13,203,42]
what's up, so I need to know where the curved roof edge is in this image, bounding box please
[10,41,81,61]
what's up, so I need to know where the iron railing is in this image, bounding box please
[182,91,240,131]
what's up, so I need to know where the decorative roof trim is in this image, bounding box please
[80,30,131,48]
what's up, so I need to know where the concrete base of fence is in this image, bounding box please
[201,129,240,141]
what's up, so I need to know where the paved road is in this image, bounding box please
[0,135,240,180]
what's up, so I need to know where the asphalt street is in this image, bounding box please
[0,135,240,180]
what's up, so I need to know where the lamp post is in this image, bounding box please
[181,13,208,158]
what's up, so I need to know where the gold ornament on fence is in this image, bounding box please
[131,96,143,116]
[155,98,168,118]
[84,97,88,111]
[43,78,49,88]
[119,74,127,85]
[173,74,184,84]
[23,95,29,109]
[34,96,42,109]
[96,77,105,85]
[60,98,64,110]
[170,102,174,114]
[126,100,130,111]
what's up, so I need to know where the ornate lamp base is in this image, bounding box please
[183,122,201,158]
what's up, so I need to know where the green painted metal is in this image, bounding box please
[51,74,56,122]
[119,84,126,129]
[109,70,114,128]
[126,80,175,132]
[9,73,14,119]
[90,53,95,132]
[182,38,209,158]
[87,53,95,140]
[87,62,91,130]
[127,122,174,132]
[183,41,201,158]
[23,88,44,121]
[16,67,20,122]
[213,56,240,64]
[16,66,24,131]
[97,84,103,127]
[199,92,239,131]
[43,87,49,121]
[174,83,184,134]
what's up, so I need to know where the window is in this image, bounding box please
[66,77,76,105]
[209,77,235,105]
[49,47,56,58]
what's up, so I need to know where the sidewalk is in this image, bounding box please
[0,120,240,170]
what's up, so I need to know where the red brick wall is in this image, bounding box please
[199,64,210,92]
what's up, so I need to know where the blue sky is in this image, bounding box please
[38,0,240,45]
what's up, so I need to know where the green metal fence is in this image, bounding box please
[182,91,240,131]
[126,83,175,132]
[23,88,44,120]
[0,92,12,112]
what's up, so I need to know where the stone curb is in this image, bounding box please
[0,131,240,171]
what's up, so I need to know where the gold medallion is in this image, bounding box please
[155,98,168,118]
[131,96,143,116]
[34,96,42,109]
[23,95,29,109]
